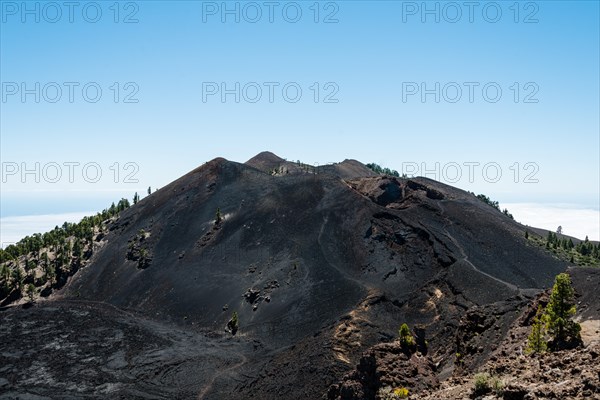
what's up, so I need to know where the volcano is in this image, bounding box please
[1,152,597,399]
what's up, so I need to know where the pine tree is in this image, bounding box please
[215,208,222,225]
[24,259,35,277]
[73,239,83,259]
[46,265,56,285]
[133,192,140,204]
[545,273,581,346]
[0,264,10,291]
[524,231,529,239]
[12,268,23,289]
[546,231,553,244]
[41,252,49,271]
[579,242,590,256]
[526,306,547,354]
[26,283,36,302]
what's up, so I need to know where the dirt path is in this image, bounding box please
[197,353,248,399]
[438,202,519,292]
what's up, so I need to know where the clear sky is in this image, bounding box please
[1,0,599,242]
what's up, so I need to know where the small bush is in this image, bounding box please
[455,352,463,365]
[377,386,409,399]
[226,311,239,335]
[491,376,504,396]
[473,372,490,395]
[393,387,409,399]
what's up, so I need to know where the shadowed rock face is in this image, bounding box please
[0,153,576,399]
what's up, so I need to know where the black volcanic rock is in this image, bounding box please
[245,151,285,172]
[328,342,439,400]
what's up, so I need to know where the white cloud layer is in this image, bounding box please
[502,203,599,241]
[0,212,93,248]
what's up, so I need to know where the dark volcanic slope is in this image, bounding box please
[4,154,572,399]
[66,159,565,335]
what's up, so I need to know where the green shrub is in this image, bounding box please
[473,372,490,395]
[472,373,503,396]
[399,323,416,350]
[455,352,463,364]
[394,387,409,399]
[377,386,409,399]
[227,311,239,335]
[491,376,504,396]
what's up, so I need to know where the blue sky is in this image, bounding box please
[1,0,599,242]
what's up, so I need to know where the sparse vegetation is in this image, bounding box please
[525,230,599,267]
[0,197,134,304]
[292,160,318,174]
[126,230,152,270]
